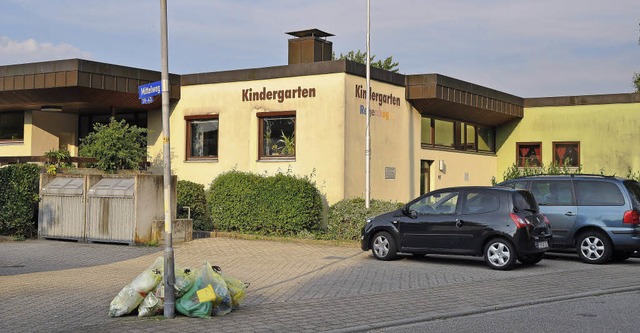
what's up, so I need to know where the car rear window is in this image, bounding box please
[623,180,640,206]
[513,191,539,212]
[462,191,500,214]
[575,181,624,206]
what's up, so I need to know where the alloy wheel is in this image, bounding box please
[487,242,511,267]
[579,236,605,260]
[373,235,389,258]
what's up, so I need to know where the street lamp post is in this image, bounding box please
[365,0,371,209]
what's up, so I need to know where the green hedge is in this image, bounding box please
[207,170,324,236]
[322,198,404,241]
[0,164,41,238]
[176,180,212,231]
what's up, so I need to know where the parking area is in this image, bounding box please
[1,237,640,333]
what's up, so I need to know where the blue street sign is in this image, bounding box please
[141,96,154,105]
[139,81,162,99]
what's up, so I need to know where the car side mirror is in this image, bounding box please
[409,209,418,219]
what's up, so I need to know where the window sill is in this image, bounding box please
[0,140,24,145]
[185,158,218,163]
[257,157,296,162]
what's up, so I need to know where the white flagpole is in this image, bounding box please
[365,0,371,209]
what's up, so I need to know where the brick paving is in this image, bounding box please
[1,238,639,333]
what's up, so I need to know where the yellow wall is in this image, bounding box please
[496,102,640,179]
[148,73,348,204]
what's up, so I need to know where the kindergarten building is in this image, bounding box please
[1,29,639,205]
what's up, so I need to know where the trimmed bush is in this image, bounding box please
[207,170,324,236]
[177,180,212,231]
[0,164,41,238]
[323,198,404,241]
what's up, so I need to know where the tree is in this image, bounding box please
[334,50,400,73]
[634,73,640,92]
[79,117,148,173]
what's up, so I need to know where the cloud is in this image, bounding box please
[0,36,92,64]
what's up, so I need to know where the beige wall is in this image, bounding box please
[31,111,78,155]
[149,73,348,204]
[496,102,640,180]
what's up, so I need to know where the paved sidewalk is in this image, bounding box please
[1,238,639,333]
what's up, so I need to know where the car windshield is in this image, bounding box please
[623,180,640,206]
[513,190,539,212]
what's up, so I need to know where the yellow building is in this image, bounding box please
[2,29,639,205]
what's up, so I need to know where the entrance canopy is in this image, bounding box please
[0,59,180,114]
[406,74,523,127]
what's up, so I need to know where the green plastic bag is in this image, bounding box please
[176,263,216,318]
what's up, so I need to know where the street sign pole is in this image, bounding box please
[160,0,176,319]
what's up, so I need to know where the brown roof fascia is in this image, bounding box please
[525,92,640,107]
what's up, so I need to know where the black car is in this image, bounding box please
[361,186,552,270]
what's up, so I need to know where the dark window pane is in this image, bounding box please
[462,192,500,214]
[624,180,640,205]
[420,117,432,145]
[190,119,218,157]
[478,126,494,152]
[0,112,24,140]
[410,191,459,215]
[554,142,580,167]
[513,191,539,212]
[530,180,573,206]
[517,143,542,167]
[262,116,295,157]
[575,181,624,206]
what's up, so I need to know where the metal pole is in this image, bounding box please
[160,0,176,319]
[365,0,371,209]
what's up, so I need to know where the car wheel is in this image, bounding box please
[611,250,633,262]
[484,238,517,270]
[576,231,612,264]
[371,231,397,261]
[518,252,545,265]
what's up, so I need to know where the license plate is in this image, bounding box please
[536,240,549,249]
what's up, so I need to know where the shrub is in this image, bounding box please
[176,180,212,231]
[497,162,582,184]
[79,118,148,173]
[323,198,404,241]
[207,170,324,236]
[0,164,41,238]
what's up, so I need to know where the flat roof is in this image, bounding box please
[525,93,640,107]
[0,59,180,114]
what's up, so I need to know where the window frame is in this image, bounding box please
[257,111,296,161]
[420,116,495,153]
[516,142,542,167]
[553,141,580,167]
[185,114,219,161]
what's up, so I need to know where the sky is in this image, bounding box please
[0,0,638,98]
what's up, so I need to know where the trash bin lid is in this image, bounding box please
[41,177,84,195]
[88,178,135,197]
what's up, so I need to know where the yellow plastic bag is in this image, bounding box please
[108,257,163,317]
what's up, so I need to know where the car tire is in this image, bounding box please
[484,238,517,270]
[611,250,633,262]
[576,231,612,264]
[518,252,545,265]
[371,231,397,261]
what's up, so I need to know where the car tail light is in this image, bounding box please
[510,213,530,229]
[542,214,551,226]
[623,210,640,224]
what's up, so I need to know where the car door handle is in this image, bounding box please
[565,211,576,216]
[456,220,464,228]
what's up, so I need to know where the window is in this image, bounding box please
[553,142,580,167]
[185,115,218,160]
[79,112,147,142]
[409,190,459,215]
[462,191,500,214]
[530,180,574,206]
[420,116,495,152]
[575,181,624,206]
[258,111,295,159]
[517,142,541,167]
[0,112,24,141]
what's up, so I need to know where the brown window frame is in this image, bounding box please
[420,115,495,153]
[257,111,296,161]
[553,141,580,167]
[516,142,542,167]
[185,114,219,161]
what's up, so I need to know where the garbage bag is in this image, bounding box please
[210,270,233,316]
[108,257,163,317]
[223,274,248,308]
[138,266,195,317]
[176,262,217,318]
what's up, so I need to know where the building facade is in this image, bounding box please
[1,29,639,205]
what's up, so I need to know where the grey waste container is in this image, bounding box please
[38,176,86,240]
[85,175,175,245]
